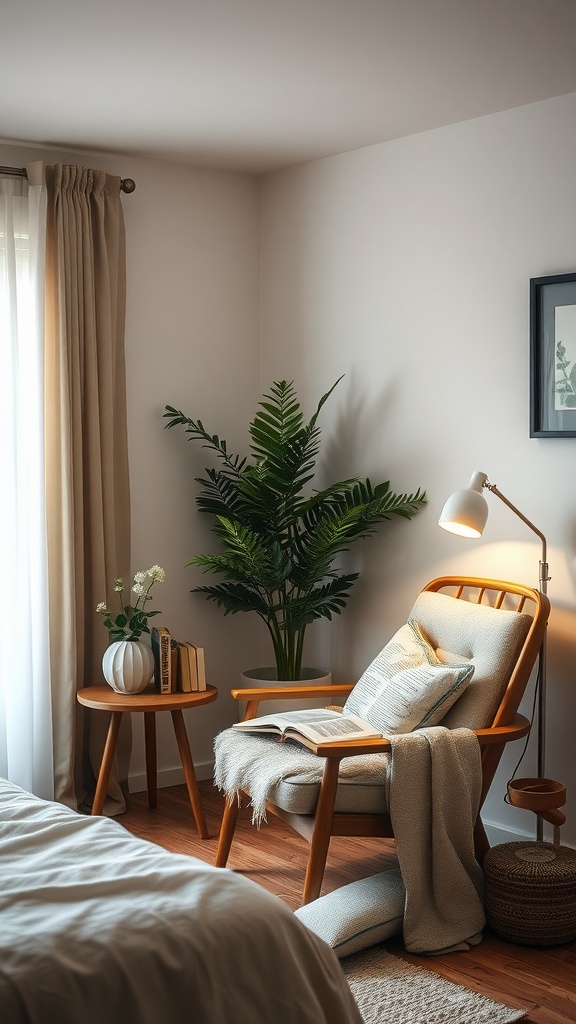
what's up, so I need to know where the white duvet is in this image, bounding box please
[0,779,361,1024]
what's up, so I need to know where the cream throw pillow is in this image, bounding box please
[295,869,405,958]
[343,619,474,734]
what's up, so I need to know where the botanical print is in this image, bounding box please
[554,304,576,409]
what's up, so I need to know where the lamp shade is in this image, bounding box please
[438,471,489,538]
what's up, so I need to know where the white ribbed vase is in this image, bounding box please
[102,639,155,695]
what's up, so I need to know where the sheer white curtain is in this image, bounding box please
[0,166,53,798]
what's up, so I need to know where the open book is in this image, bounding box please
[231,708,382,745]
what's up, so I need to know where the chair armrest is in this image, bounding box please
[231,684,354,722]
[474,714,531,745]
[230,684,354,702]
[298,735,393,757]
[291,713,532,760]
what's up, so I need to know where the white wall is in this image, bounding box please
[259,91,576,845]
[0,139,263,789]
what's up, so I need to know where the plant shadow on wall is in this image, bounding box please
[321,368,401,486]
[164,377,426,681]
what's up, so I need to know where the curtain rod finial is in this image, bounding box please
[121,178,136,194]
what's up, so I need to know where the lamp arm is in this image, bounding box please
[484,481,550,593]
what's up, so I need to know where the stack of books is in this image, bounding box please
[150,626,207,694]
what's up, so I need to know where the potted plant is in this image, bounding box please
[164,377,425,681]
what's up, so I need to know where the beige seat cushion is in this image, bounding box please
[269,751,389,815]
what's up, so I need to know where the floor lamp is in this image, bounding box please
[438,471,550,841]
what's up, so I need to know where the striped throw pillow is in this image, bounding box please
[343,619,474,734]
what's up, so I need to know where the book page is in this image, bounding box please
[270,709,344,726]
[233,708,380,742]
[297,716,377,739]
[234,708,344,731]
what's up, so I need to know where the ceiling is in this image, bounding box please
[3,0,576,175]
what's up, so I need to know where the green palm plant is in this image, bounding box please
[164,377,426,680]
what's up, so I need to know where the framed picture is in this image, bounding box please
[530,272,576,437]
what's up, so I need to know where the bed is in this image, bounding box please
[0,778,362,1024]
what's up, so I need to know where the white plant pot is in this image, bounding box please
[102,639,155,695]
[240,667,332,716]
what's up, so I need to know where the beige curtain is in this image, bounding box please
[44,164,131,811]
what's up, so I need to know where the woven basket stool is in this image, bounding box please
[484,841,576,946]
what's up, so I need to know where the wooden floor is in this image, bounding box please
[119,781,576,1024]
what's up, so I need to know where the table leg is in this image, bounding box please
[170,709,209,838]
[144,711,158,809]
[92,711,123,815]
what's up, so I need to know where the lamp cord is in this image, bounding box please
[503,661,541,806]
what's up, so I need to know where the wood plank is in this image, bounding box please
[119,782,576,1024]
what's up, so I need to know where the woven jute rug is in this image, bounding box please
[342,945,534,1024]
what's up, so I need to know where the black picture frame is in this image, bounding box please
[530,272,576,437]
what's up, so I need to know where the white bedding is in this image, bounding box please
[0,779,361,1024]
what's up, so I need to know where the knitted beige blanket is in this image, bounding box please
[214,729,386,825]
[213,725,485,955]
[385,727,485,954]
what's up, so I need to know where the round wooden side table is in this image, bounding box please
[77,684,218,838]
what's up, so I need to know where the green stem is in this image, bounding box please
[265,614,289,678]
[284,628,296,680]
[294,627,306,680]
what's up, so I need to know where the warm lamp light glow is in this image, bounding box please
[440,521,482,539]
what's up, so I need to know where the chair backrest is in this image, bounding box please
[412,577,549,730]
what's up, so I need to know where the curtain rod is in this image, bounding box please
[0,164,136,194]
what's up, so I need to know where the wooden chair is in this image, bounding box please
[215,577,550,905]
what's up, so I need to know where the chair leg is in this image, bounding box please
[215,796,241,867]
[302,757,341,905]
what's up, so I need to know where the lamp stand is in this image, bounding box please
[484,481,550,841]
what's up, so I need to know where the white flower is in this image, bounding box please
[99,565,165,641]
[147,565,165,583]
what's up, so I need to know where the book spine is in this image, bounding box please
[151,627,163,694]
[195,646,207,691]
[186,643,199,691]
[177,643,189,692]
[159,632,172,693]
[170,639,179,693]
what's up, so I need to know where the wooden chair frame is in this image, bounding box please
[215,577,550,905]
